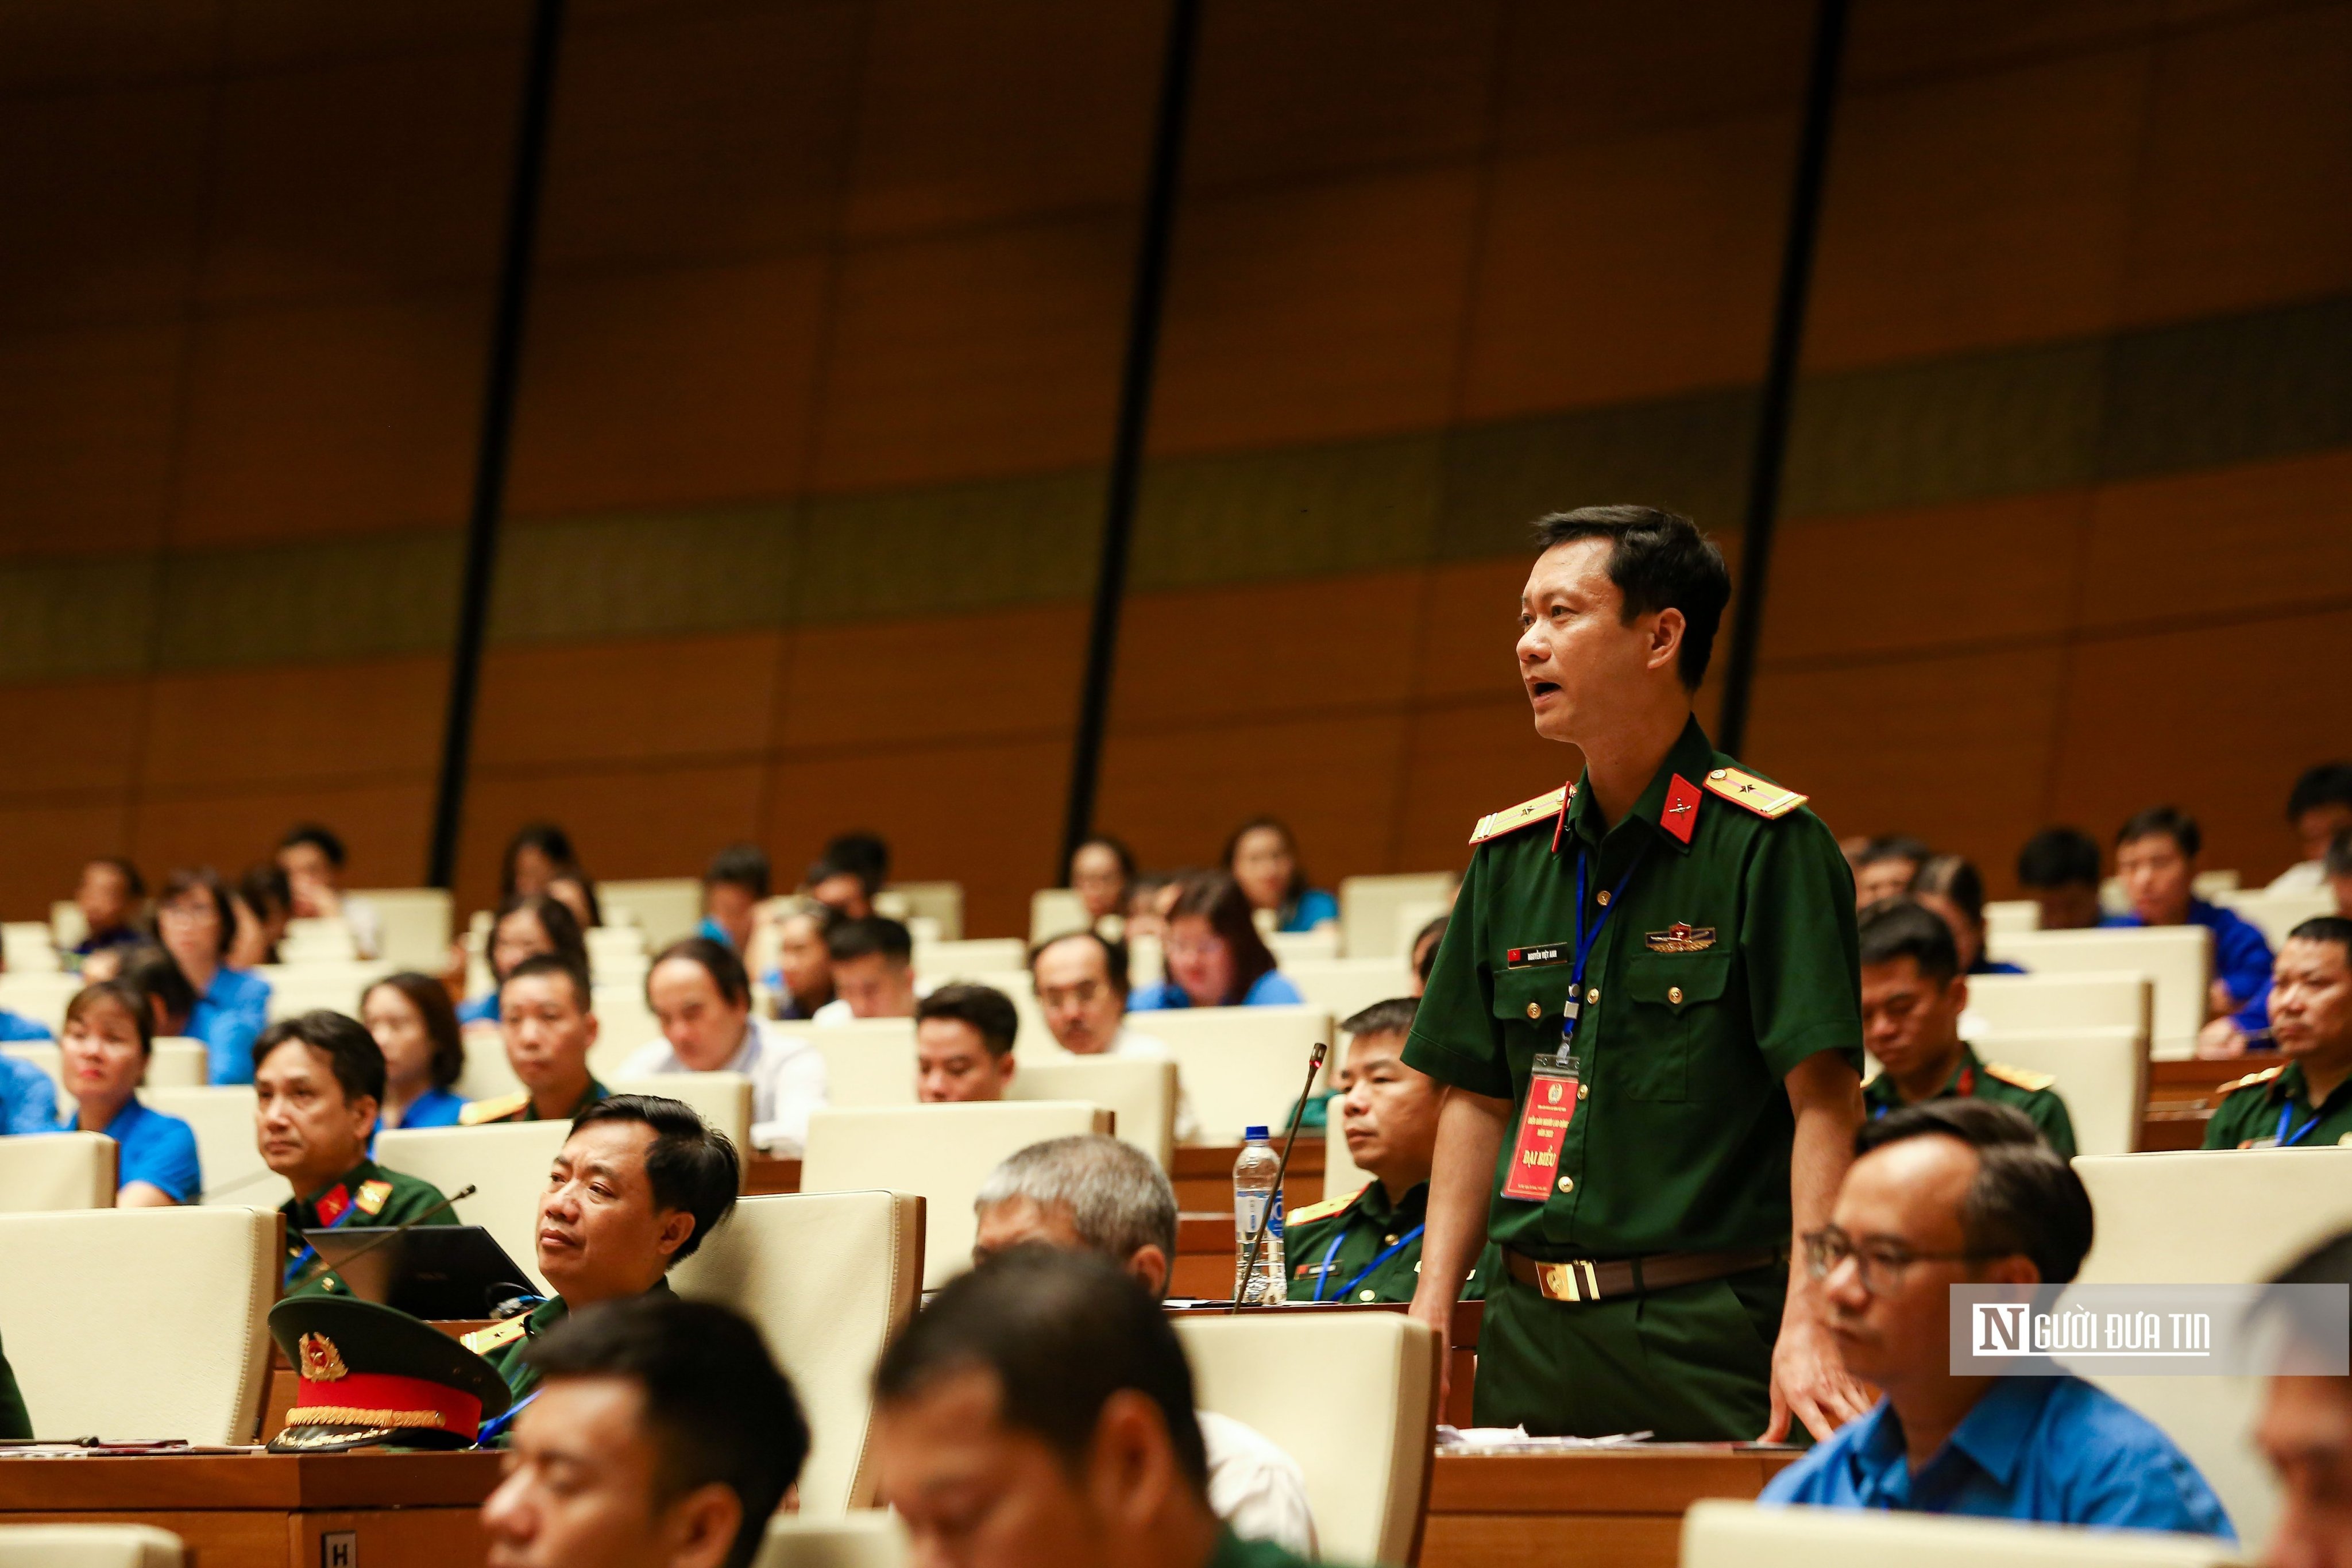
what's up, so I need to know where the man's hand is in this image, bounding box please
[1760,1311,1872,1442]
[2196,1015,2247,1059]
[1407,1287,1457,1411]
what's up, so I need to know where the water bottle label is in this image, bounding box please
[1234,1191,1284,1243]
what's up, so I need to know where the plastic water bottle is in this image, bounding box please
[1232,1126,1286,1305]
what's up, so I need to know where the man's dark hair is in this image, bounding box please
[1030,930,1130,994]
[703,843,771,899]
[1857,897,1961,984]
[570,1095,741,1262]
[2017,827,2103,890]
[2285,915,2352,965]
[1165,873,1279,1004]
[256,1010,388,1106]
[1910,853,1987,929]
[2326,829,2352,879]
[122,944,196,1026]
[238,862,291,920]
[2255,1228,2352,1374]
[156,868,237,959]
[918,983,1019,1057]
[648,936,750,1010]
[499,821,578,901]
[874,1246,1210,1492]
[507,951,592,1011]
[1342,997,1419,1039]
[524,1295,805,1568]
[1857,1100,2094,1284]
[2118,805,2200,858]
[827,914,912,966]
[88,856,145,899]
[809,832,890,895]
[1411,915,1449,987]
[2287,763,2352,823]
[493,893,590,983]
[279,823,347,869]
[1530,505,1731,690]
[364,973,466,1091]
[1859,834,1932,870]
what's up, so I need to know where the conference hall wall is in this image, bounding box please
[1,2,2345,936]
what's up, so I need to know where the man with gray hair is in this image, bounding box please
[974,1135,1318,1556]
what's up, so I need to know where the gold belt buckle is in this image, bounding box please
[1538,1260,1602,1302]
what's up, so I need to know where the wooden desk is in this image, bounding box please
[2138,1057,2245,1150]
[1422,1447,1799,1568]
[0,1453,501,1568]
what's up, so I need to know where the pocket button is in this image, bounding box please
[1668,986,1683,1005]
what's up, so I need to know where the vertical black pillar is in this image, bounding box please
[1060,0,1206,874]
[427,0,567,890]
[1713,0,1848,757]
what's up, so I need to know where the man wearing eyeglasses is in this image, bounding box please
[1031,932,1197,1142]
[1760,1099,2233,1534]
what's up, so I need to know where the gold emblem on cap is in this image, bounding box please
[298,1333,349,1383]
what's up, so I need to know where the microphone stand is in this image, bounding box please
[1229,1043,1327,1314]
[287,1183,479,1291]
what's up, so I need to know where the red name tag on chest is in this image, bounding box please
[1501,1064,1579,1201]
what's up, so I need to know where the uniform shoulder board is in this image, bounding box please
[1288,1188,1364,1227]
[459,1092,528,1126]
[1701,767,1806,819]
[1983,1061,2057,1093]
[354,1179,393,1216]
[1470,785,1570,846]
[2215,1065,2283,1098]
[461,1318,528,1355]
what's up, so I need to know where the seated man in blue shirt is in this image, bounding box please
[1763,1099,2233,1536]
[2110,807,2274,1055]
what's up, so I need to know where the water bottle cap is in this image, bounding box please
[1244,1126,1269,1142]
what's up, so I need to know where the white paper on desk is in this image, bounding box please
[1435,1425,1654,1451]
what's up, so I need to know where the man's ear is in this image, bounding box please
[659,1480,743,1568]
[1982,1254,2041,1288]
[1646,607,1686,675]
[1001,1055,1017,1088]
[582,1009,600,1047]
[1125,1244,1172,1300]
[656,1208,698,1262]
[1086,1389,1181,1533]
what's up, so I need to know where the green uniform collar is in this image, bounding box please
[2268,1061,2352,1118]
[1349,1177,1429,1232]
[1864,1041,1980,1110]
[291,1158,385,1221]
[1562,715,1714,857]
[529,1077,609,1122]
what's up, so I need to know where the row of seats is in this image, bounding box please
[1027,871,1458,959]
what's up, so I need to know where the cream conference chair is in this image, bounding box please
[374,1121,570,1296]
[1680,1500,2233,1568]
[255,961,392,1023]
[1281,958,1417,1026]
[142,1087,290,1208]
[1140,1006,1332,1144]
[1967,972,2152,1040]
[1011,1055,1178,1169]
[0,1525,187,1568]
[1967,1026,2148,1157]
[0,1131,114,1211]
[1337,872,1456,960]
[1984,929,2207,1059]
[611,1071,754,1165]
[600,879,703,948]
[352,887,453,971]
[754,1515,906,1568]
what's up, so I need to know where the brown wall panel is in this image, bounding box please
[458,761,768,915]
[778,603,1086,750]
[0,803,138,918]
[0,1,217,94]
[0,322,184,557]
[1413,556,1538,702]
[137,657,449,792]
[1841,0,2161,86]
[1110,571,1426,731]
[473,632,785,771]
[2076,449,2352,631]
[1494,1,1810,154]
[131,779,435,896]
[0,678,147,798]
[1390,696,1566,875]
[219,2,525,74]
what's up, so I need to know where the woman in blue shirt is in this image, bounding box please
[361,973,469,1130]
[1225,817,1339,933]
[60,980,201,1206]
[1131,873,1304,1011]
[0,1054,59,1136]
[154,867,272,1084]
[458,893,589,1026]
[1911,855,2026,976]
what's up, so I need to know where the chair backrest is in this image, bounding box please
[586,925,650,967]
[350,887,454,971]
[1982,927,2207,1057]
[600,878,704,948]
[2,922,61,974]
[793,1020,920,1109]
[144,1087,290,1207]
[0,1132,114,1211]
[912,939,1027,982]
[1010,1056,1179,1168]
[0,1207,276,1443]
[0,974,78,1032]
[49,901,88,951]
[279,918,357,964]
[373,1122,571,1292]
[1967,1027,2148,1157]
[590,987,663,1079]
[2072,1146,2352,1551]
[1338,872,1457,960]
[456,1030,523,1100]
[1139,1007,1334,1144]
[1175,1312,1439,1567]
[1279,958,1418,1025]
[676,1194,924,1514]
[1265,929,1339,965]
[802,1103,1113,1289]
[1966,971,2152,1038]
[876,882,963,943]
[144,1040,208,1090]
[1029,888,1090,947]
[255,962,393,1023]
[2218,887,2338,948]
[1680,1499,2234,1568]
[0,1524,187,1567]
[754,1514,906,1568]
[610,1071,754,1160]
[1984,898,2041,936]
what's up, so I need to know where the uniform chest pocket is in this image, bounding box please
[1613,951,1737,1102]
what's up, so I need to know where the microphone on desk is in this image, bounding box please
[286,1183,478,1291]
[1229,1041,1328,1315]
[198,1165,296,1203]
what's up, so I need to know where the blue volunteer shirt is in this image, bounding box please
[390,1085,469,1129]
[1762,1376,2234,1538]
[1130,970,1305,1010]
[1278,888,1340,933]
[2118,899,2274,1034]
[188,967,272,1084]
[75,1096,203,1203]
[0,1055,59,1136]
[0,1010,53,1042]
[457,990,499,1026]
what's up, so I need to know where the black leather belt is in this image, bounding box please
[1502,1245,1782,1303]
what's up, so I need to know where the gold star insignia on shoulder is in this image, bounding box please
[2214,1065,2283,1098]
[1982,1061,2057,1092]
[1702,766,1806,818]
[459,1092,530,1126]
[1470,785,1569,845]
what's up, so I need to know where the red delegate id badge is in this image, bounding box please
[1501,1053,1579,1202]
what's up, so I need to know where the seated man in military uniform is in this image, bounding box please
[464,1094,740,1424]
[1858,898,2076,1158]
[257,1010,457,1298]
[1288,998,1484,1304]
[2205,915,2352,1150]
[462,954,609,1126]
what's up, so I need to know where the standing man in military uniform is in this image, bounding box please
[461,955,610,1126]
[1857,898,2076,1158]
[1405,506,1870,1444]
[256,1012,455,1298]
[2204,916,2352,1149]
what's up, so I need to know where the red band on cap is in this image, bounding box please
[291,1370,485,1440]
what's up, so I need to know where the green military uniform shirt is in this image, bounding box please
[1208,1525,1322,1568]
[2203,1061,2352,1149]
[462,1280,675,1432]
[280,1159,457,1298]
[1864,1042,2077,1158]
[458,1077,609,1126]
[1285,1180,1484,1304]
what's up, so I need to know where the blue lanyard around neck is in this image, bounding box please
[1562,845,1646,1046]
[2276,1101,2327,1148]
[1311,1223,1427,1304]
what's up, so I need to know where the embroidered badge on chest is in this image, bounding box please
[1644,922,1717,953]
[1505,943,1571,969]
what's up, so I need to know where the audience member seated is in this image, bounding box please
[804,831,888,921]
[1131,875,1303,1011]
[1071,833,1136,929]
[696,843,768,953]
[1858,900,2076,1157]
[763,905,835,1021]
[230,861,291,969]
[122,943,195,1039]
[2332,830,2352,918]
[875,1245,1320,1568]
[546,866,602,932]
[1032,932,1195,1141]
[1287,999,1483,1304]
[1226,817,1338,933]
[461,893,590,1027]
[59,979,200,1207]
[2203,916,2352,1148]
[71,855,145,958]
[0,974,49,1041]
[914,983,1019,1103]
[360,972,469,1130]
[465,954,610,1125]
[2251,1229,2352,1568]
[463,1095,740,1416]
[0,1048,56,1135]
[1762,1100,2231,1534]
[2015,825,2108,931]
[813,915,922,1022]
[1853,835,1932,908]
[1125,871,1181,944]
[277,822,381,959]
[2269,763,2352,894]
[262,1010,457,1298]
[1409,914,1448,997]
[503,821,577,902]
[2114,807,2275,1051]
[1910,855,2024,975]
[625,937,826,1156]
[970,1136,1318,1552]
[155,867,271,1083]
[481,1292,806,1568]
